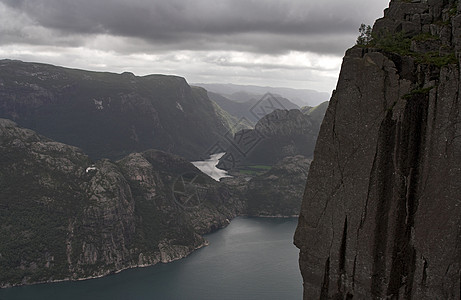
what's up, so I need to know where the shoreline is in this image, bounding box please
[255,214,298,218]
[0,215,296,290]
[0,240,209,290]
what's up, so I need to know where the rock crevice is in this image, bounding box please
[295,1,461,299]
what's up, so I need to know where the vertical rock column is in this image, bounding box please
[294,47,461,299]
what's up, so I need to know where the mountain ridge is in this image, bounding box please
[0,59,234,161]
[217,105,327,169]
[194,82,330,107]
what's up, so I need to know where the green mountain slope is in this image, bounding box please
[0,60,233,160]
[300,101,329,124]
[0,119,244,287]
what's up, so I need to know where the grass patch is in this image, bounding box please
[417,51,458,67]
[411,32,439,42]
[236,165,272,176]
[249,165,272,170]
[402,86,434,100]
[360,30,457,68]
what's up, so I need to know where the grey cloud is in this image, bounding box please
[0,0,388,55]
[208,60,337,72]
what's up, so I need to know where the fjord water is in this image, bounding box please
[0,217,301,300]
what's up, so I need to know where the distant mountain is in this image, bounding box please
[193,83,330,107]
[217,104,327,170]
[0,60,235,160]
[226,91,258,103]
[300,101,329,124]
[207,91,299,124]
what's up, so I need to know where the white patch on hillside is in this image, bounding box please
[86,166,98,173]
[192,152,231,181]
[176,102,184,112]
[93,99,104,110]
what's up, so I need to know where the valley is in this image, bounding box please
[0,60,326,288]
[2,1,460,299]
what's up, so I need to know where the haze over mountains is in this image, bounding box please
[194,83,330,107]
[207,91,301,124]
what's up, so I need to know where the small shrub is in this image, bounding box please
[356,24,373,46]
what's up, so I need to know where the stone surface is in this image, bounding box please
[295,0,461,299]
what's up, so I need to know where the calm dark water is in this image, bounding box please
[0,217,302,300]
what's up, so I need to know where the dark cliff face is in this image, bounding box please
[0,119,244,287]
[0,60,232,160]
[295,0,461,299]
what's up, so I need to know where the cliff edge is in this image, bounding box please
[294,0,461,299]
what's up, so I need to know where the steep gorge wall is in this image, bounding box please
[295,0,461,299]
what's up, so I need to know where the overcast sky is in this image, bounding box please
[0,0,389,93]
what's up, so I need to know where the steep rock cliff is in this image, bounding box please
[295,0,461,299]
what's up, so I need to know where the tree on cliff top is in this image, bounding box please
[356,23,372,46]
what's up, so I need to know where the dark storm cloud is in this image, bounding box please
[0,0,387,55]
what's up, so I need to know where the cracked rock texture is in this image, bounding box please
[295,0,461,299]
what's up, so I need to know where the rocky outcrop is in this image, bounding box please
[295,1,461,299]
[0,119,243,288]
